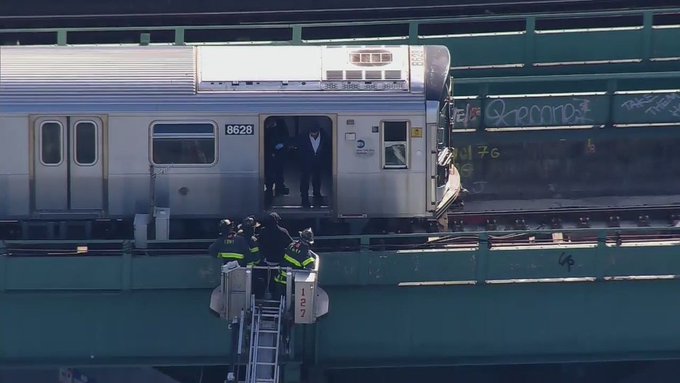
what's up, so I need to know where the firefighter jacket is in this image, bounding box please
[275,240,317,285]
[208,232,252,267]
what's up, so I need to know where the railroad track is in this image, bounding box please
[446,203,680,232]
[4,204,680,256]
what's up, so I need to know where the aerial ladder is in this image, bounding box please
[209,259,329,383]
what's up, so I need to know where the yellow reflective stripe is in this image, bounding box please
[250,247,260,253]
[302,257,315,267]
[219,252,244,259]
[274,274,287,284]
[284,254,302,268]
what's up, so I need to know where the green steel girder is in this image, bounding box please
[3,8,680,80]
[315,280,680,368]
[2,233,680,368]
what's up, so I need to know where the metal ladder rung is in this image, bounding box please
[253,362,278,366]
[247,296,284,383]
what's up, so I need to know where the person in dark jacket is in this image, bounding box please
[264,118,290,207]
[258,212,293,297]
[208,219,252,267]
[294,124,331,208]
[274,227,317,290]
[237,216,261,266]
[238,215,266,297]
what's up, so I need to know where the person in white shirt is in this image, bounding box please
[296,125,328,208]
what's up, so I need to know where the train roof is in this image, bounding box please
[0,44,451,111]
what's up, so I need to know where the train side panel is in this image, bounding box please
[0,116,30,218]
[336,112,428,218]
[107,113,259,219]
[106,115,152,217]
[214,115,260,218]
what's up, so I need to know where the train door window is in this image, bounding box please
[40,121,63,165]
[382,121,408,169]
[151,122,216,165]
[74,121,97,165]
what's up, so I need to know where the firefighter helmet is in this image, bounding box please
[219,219,234,234]
[299,227,314,244]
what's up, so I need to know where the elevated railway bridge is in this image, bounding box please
[2,5,680,383]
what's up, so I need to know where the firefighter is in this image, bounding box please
[274,227,317,292]
[237,216,262,266]
[208,219,251,266]
[238,215,267,297]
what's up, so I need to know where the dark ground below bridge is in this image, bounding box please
[4,361,680,383]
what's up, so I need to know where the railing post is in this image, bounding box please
[524,16,536,68]
[641,11,653,64]
[408,22,419,44]
[57,30,68,46]
[122,240,133,291]
[140,33,151,46]
[291,25,303,45]
[606,79,618,129]
[475,233,490,284]
[174,28,185,46]
[595,231,607,282]
[0,240,6,292]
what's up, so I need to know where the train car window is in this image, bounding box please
[151,123,216,165]
[382,121,408,169]
[40,122,62,165]
[75,121,97,165]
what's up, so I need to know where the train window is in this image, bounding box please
[40,122,62,165]
[75,121,97,165]
[382,121,408,169]
[151,123,216,165]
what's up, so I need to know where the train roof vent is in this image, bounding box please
[344,70,363,80]
[319,46,410,92]
[365,70,382,80]
[326,70,343,80]
[384,70,402,80]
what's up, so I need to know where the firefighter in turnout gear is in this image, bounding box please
[274,227,318,290]
[237,216,262,267]
[208,219,251,266]
[238,216,267,297]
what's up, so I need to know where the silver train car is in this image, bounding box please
[0,44,461,239]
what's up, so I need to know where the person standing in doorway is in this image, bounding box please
[264,118,290,207]
[295,124,330,208]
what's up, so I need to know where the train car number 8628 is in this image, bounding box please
[225,124,254,135]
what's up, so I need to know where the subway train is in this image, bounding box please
[0,44,461,240]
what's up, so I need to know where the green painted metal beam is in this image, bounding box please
[1,231,680,368]
[0,255,221,291]
[0,290,231,367]
[315,279,680,368]
[2,8,680,80]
